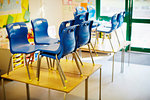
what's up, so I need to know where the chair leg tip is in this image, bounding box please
[29,79,32,82]
[82,65,84,67]
[36,78,38,81]
[64,86,67,89]
[81,74,83,77]
[65,80,68,83]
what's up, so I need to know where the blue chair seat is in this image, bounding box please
[31,18,59,45]
[37,43,61,55]
[12,44,37,54]
[97,26,112,33]
[36,37,59,45]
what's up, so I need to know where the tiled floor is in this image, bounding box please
[0,53,150,100]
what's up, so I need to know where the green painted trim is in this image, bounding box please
[131,47,150,53]
[96,0,100,20]
[99,16,111,21]
[132,19,150,23]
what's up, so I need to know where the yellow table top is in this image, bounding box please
[1,59,101,93]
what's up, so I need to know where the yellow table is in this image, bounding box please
[1,59,102,100]
[80,38,131,82]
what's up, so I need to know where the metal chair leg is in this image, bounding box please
[49,58,53,68]
[96,27,99,44]
[46,57,51,71]
[55,55,66,88]
[87,44,95,66]
[24,54,31,81]
[75,51,84,67]
[108,34,114,52]
[114,30,121,47]
[30,52,35,66]
[56,55,67,82]
[72,53,83,76]
[7,54,13,75]
[52,59,55,70]
[66,56,68,61]
[90,42,98,56]
[102,33,105,44]
[36,54,42,81]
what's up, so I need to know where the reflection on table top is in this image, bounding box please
[1,59,101,93]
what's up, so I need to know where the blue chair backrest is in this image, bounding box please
[87,5,95,19]
[31,18,49,44]
[111,14,118,31]
[74,12,89,25]
[6,22,29,54]
[59,20,75,40]
[60,25,77,56]
[117,12,125,28]
[74,6,87,16]
[75,20,93,48]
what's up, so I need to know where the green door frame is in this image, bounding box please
[96,0,150,52]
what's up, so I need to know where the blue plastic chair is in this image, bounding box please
[31,18,59,45]
[36,25,82,88]
[87,5,100,28]
[6,22,37,80]
[74,6,86,16]
[116,11,126,43]
[87,5,95,20]
[75,20,97,65]
[97,14,118,52]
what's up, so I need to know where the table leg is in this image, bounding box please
[26,83,30,100]
[99,68,102,100]
[121,48,125,73]
[1,78,6,100]
[85,77,89,100]
[128,44,131,66]
[112,53,115,82]
[64,93,67,100]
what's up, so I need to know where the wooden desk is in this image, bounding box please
[1,59,102,100]
[80,38,131,82]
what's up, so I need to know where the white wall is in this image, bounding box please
[29,0,90,36]
[29,0,63,35]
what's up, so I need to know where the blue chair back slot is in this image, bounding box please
[74,12,89,25]
[87,5,96,19]
[59,20,75,40]
[60,25,77,56]
[76,20,93,48]
[6,22,30,54]
[31,18,49,45]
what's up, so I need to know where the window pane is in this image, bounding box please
[133,0,150,19]
[131,23,150,48]
[101,0,125,16]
